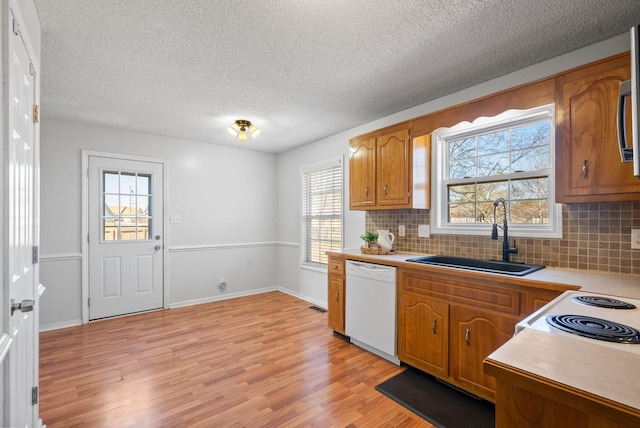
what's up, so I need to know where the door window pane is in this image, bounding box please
[102,171,153,242]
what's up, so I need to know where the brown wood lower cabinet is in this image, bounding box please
[450,306,520,399]
[397,266,567,402]
[327,255,346,334]
[398,295,449,378]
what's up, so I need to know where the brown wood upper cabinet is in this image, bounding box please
[349,127,430,210]
[556,53,640,202]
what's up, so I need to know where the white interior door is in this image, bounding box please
[5,8,40,427]
[88,156,164,320]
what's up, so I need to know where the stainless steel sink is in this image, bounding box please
[405,255,544,276]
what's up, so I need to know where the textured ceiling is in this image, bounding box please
[34,0,640,154]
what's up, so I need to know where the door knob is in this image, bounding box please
[11,298,34,316]
[155,245,161,251]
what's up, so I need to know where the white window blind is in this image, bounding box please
[301,157,343,268]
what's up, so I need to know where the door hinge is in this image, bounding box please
[32,246,39,264]
[88,298,90,308]
[29,62,35,76]
[33,104,39,123]
[12,19,20,36]
[31,386,38,405]
[87,233,90,243]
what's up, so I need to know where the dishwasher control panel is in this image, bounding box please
[346,261,396,283]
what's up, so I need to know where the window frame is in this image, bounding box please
[431,104,563,238]
[300,156,344,271]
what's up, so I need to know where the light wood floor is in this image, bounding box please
[39,291,434,427]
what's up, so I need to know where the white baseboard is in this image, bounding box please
[39,287,324,331]
[169,287,278,309]
[277,287,326,309]
[40,319,82,332]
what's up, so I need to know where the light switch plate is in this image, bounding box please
[632,229,640,250]
[418,224,430,238]
[398,225,406,237]
[170,214,181,224]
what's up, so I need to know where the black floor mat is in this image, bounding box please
[375,367,495,428]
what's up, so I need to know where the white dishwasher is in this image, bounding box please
[345,260,399,364]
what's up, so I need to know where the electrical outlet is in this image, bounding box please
[398,225,406,237]
[170,214,181,224]
[418,224,430,238]
[632,229,640,250]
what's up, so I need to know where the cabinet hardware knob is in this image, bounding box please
[335,291,339,302]
[384,183,389,195]
[582,159,588,179]
[465,328,470,346]
[432,319,437,334]
[365,186,370,197]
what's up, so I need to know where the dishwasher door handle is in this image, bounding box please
[348,262,395,272]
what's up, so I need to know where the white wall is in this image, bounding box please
[274,34,630,306]
[39,120,278,330]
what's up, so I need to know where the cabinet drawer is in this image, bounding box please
[328,260,345,276]
[400,269,521,315]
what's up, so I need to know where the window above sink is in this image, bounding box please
[430,104,563,239]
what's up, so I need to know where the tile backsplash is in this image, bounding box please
[365,202,640,275]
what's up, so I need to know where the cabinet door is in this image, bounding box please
[376,129,410,207]
[450,305,518,400]
[398,293,449,378]
[557,54,640,202]
[327,274,345,334]
[349,137,376,209]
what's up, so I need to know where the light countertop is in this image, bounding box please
[332,248,640,298]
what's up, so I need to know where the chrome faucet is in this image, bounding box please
[491,198,518,262]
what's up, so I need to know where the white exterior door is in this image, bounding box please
[88,156,164,320]
[4,6,40,427]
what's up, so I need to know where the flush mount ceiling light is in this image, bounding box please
[226,120,261,141]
